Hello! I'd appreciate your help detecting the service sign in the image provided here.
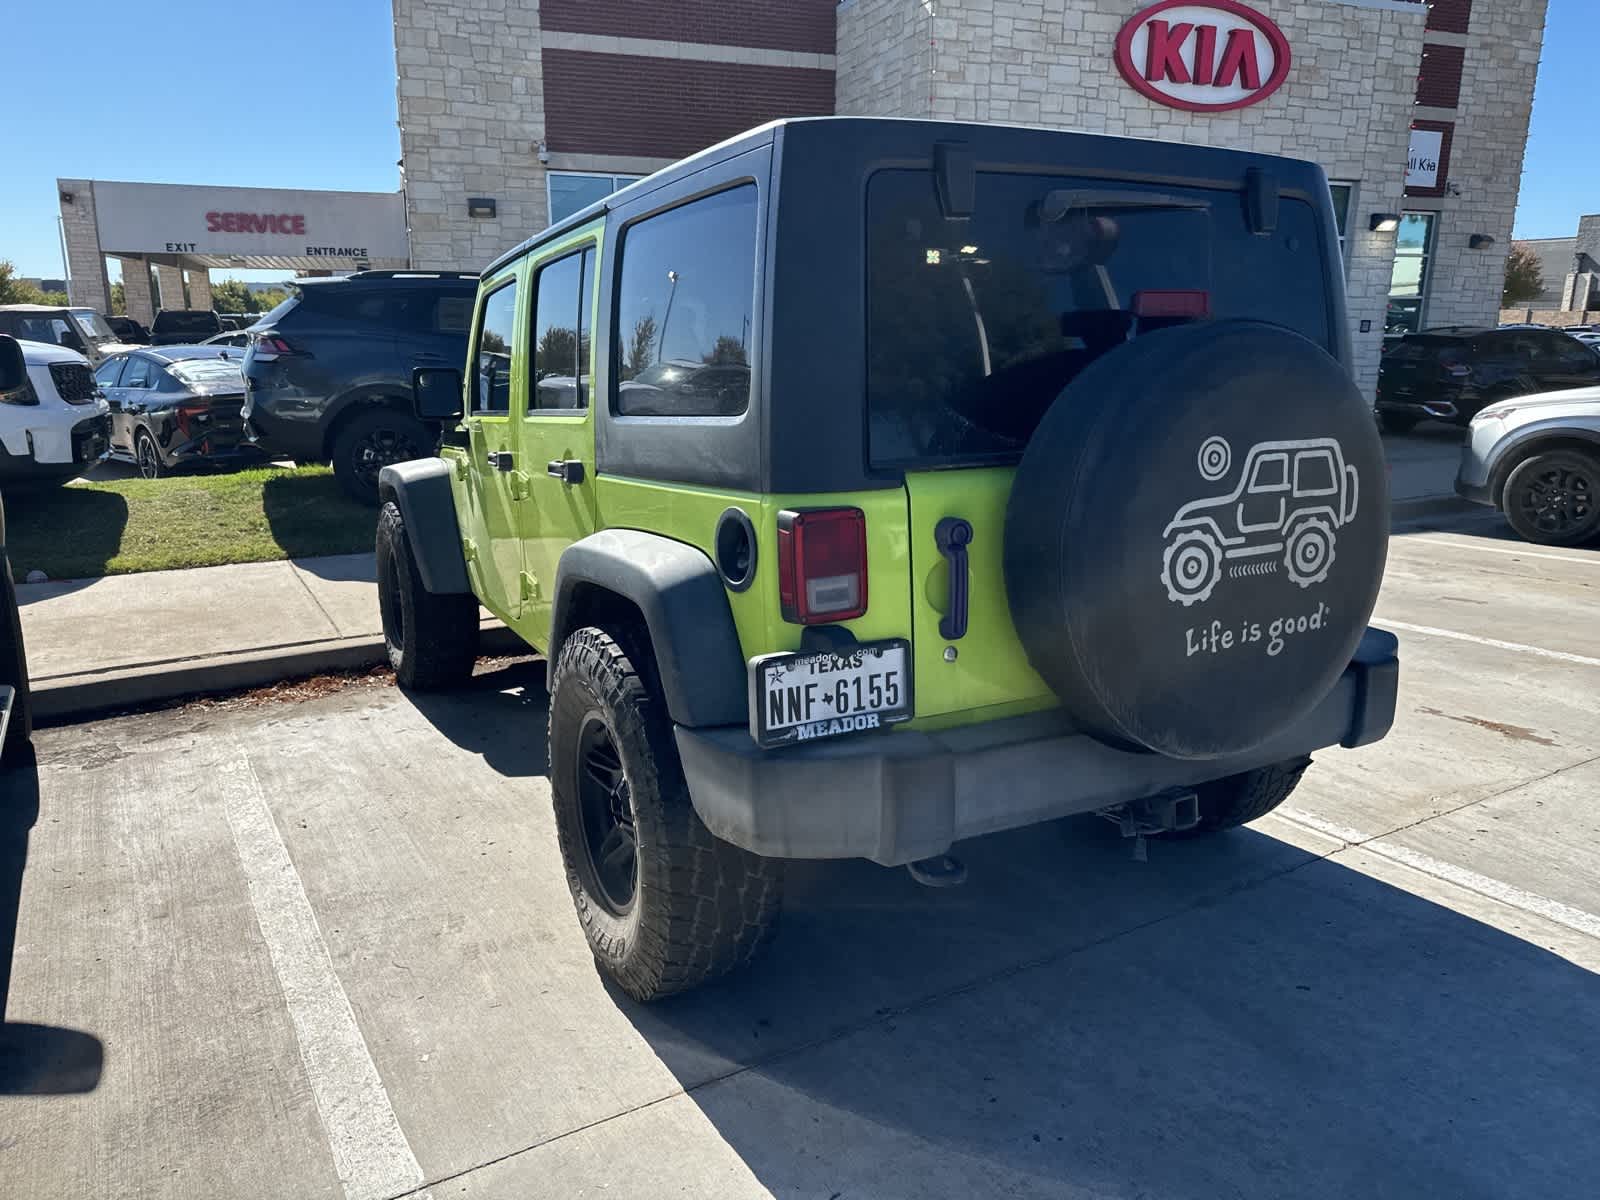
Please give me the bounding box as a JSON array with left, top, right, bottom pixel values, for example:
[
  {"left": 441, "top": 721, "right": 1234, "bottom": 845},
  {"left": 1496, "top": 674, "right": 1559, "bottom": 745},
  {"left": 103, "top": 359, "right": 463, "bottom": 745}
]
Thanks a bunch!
[
  {"left": 89, "top": 180, "right": 409, "bottom": 266},
  {"left": 1115, "top": 0, "right": 1292, "bottom": 113},
  {"left": 1406, "top": 128, "right": 1444, "bottom": 189}
]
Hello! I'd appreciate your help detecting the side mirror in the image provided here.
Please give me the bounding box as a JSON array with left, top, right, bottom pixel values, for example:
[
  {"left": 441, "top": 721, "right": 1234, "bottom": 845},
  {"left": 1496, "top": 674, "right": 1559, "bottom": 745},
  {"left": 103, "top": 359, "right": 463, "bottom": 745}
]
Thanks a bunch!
[
  {"left": 0, "top": 335, "right": 30, "bottom": 400},
  {"left": 412, "top": 366, "right": 464, "bottom": 421},
  {"left": 58, "top": 328, "right": 86, "bottom": 353}
]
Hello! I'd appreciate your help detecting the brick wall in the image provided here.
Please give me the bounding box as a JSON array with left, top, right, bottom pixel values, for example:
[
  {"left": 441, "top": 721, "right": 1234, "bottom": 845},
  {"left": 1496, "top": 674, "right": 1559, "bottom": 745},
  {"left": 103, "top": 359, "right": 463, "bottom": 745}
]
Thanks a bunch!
[
  {"left": 58, "top": 178, "right": 110, "bottom": 313},
  {"left": 542, "top": 50, "right": 833, "bottom": 160},
  {"left": 540, "top": 0, "right": 835, "bottom": 54},
  {"left": 1416, "top": 43, "right": 1465, "bottom": 109},
  {"left": 835, "top": 0, "right": 932, "bottom": 117}
]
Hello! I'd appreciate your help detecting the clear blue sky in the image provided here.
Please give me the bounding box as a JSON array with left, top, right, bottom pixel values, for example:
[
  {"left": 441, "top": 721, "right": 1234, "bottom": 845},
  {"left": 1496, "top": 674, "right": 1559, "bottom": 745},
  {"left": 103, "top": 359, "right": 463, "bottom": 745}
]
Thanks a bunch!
[{"left": 0, "top": 0, "right": 1590, "bottom": 280}]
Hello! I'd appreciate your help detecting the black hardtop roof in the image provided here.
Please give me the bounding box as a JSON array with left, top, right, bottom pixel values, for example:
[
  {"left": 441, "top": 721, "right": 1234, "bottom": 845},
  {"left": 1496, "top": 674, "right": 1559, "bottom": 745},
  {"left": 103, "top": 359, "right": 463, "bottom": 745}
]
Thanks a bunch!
[
  {"left": 292, "top": 270, "right": 477, "bottom": 291},
  {"left": 484, "top": 115, "right": 1332, "bottom": 277}
]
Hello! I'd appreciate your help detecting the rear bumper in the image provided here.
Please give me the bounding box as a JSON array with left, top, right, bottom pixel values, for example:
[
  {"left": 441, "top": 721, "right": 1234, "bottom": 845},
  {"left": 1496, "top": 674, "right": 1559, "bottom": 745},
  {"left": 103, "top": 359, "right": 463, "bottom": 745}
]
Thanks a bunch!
[
  {"left": 242, "top": 379, "right": 325, "bottom": 460},
  {"left": 677, "top": 628, "right": 1400, "bottom": 866}
]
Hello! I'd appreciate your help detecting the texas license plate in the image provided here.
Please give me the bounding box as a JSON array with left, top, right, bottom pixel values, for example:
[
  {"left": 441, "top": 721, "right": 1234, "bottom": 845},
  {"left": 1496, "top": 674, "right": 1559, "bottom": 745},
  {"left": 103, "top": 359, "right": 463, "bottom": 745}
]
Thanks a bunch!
[{"left": 750, "top": 639, "right": 912, "bottom": 748}]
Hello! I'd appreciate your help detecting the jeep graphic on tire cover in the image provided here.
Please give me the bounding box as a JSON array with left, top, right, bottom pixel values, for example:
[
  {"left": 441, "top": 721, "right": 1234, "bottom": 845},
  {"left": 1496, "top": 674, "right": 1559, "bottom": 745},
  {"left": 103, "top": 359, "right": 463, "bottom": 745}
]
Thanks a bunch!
[{"left": 1004, "top": 321, "right": 1389, "bottom": 761}]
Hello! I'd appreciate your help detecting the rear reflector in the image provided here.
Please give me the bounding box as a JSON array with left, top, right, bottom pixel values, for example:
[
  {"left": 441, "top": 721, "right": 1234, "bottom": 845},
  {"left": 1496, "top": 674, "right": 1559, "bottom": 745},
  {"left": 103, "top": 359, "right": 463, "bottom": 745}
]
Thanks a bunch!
[
  {"left": 1133, "top": 290, "right": 1211, "bottom": 319},
  {"left": 777, "top": 508, "right": 868, "bottom": 625}
]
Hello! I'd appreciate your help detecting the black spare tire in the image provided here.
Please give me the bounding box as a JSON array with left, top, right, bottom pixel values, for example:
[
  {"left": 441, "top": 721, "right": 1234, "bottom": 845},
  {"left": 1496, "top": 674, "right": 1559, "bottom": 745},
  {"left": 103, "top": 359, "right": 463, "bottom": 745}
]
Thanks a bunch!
[{"left": 1004, "top": 321, "right": 1388, "bottom": 761}]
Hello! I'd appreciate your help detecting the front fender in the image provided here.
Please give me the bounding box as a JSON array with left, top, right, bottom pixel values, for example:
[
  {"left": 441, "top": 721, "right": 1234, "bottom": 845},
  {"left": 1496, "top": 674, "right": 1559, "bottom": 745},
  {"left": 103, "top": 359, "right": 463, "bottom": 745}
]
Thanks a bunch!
[
  {"left": 552, "top": 530, "right": 746, "bottom": 729},
  {"left": 377, "top": 458, "right": 472, "bottom": 594}
]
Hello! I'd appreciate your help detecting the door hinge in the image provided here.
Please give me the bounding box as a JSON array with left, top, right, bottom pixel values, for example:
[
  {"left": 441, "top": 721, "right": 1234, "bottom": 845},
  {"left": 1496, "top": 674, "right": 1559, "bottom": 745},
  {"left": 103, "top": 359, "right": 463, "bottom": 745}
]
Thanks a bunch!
[
  {"left": 453, "top": 457, "right": 469, "bottom": 482},
  {"left": 511, "top": 469, "right": 532, "bottom": 501},
  {"left": 519, "top": 571, "right": 540, "bottom": 602},
  {"left": 462, "top": 538, "right": 478, "bottom": 562}
]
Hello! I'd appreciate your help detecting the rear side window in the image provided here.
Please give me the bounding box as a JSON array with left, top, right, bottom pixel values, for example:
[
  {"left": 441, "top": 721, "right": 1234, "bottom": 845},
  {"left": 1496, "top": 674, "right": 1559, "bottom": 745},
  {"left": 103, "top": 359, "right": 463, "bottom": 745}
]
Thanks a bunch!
[
  {"left": 94, "top": 358, "right": 126, "bottom": 386},
  {"left": 866, "top": 170, "right": 1334, "bottom": 466},
  {"left": 614, "top": 184, "right": 758, "bottom": 417},
  {"left": 122, "top": 356, "right": 155, "bottom": 389},
  {"left": 530, "top": 247, "right": 594, "bottom": 411},
  {"left": 472, "top": 281, "right": 517, "bottom": 415}
]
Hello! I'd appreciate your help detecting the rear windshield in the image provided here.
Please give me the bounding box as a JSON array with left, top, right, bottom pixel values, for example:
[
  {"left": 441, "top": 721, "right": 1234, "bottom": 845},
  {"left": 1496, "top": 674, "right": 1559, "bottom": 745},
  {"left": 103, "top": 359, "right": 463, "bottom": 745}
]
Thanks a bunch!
[
  {"left": 154, "top": 311, "right": 220, "bottom": 333},
  {"left": 168, "top": 358, "right": 245, "bottom": 386},
  {"left": 866, "top": 170, "right": 1334, "bottom": 466}
]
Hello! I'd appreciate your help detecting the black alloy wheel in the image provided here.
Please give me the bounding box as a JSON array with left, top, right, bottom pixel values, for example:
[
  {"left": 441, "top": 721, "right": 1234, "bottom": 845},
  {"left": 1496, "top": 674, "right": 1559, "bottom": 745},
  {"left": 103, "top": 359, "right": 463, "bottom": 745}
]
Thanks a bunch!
[
  {"left": 351, "top": 426, "right": 422, "bottom": 491},
  {"left": 135, "top": 431, "right": 164, "bottom": 480},
  {"left": 1505, "top": 451, "right": 1599, "bottom": 545},
  {"left": 575, "top": 716, "right": 638, "bottom": 916}
]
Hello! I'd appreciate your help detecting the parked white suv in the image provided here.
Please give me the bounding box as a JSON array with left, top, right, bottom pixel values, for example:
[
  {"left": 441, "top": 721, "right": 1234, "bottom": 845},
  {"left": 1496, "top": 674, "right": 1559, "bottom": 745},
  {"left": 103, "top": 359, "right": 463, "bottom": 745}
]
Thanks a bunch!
[
  {"left": 0, "top": 335, "right": 112, "bottom": 486},
  {"left": 1457, "top": 385, "right": 1600, "bottom": 545}
]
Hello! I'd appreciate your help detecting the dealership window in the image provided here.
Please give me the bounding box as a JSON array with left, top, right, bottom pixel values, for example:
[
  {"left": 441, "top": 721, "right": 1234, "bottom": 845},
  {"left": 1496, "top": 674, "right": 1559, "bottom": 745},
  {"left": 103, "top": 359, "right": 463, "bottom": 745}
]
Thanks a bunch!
[
  {"left": 614, "top": 184, "right": 758, "bottom": 418},
  {"left": 547, "top": 172, "right": 643, "bottom": 225},
  {"left": 1386, "top": 212, "right": 1436, "bottom": 335},
  {"left": 1329, "top": 183, "right": 1354, "bottom": 261}
]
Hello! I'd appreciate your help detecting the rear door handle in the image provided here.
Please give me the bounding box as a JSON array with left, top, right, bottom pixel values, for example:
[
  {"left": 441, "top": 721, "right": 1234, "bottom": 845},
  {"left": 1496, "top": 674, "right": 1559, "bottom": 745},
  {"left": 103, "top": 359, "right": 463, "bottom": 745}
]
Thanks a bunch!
[
  {"left": 547, "top": 459, "right": 585, "bottom": 485},
  {"left": 488, "top": 450, "right": 514, "bottom": 472},
  {"left": 935, "top": 517, "right": 973, "bottom": 641}
]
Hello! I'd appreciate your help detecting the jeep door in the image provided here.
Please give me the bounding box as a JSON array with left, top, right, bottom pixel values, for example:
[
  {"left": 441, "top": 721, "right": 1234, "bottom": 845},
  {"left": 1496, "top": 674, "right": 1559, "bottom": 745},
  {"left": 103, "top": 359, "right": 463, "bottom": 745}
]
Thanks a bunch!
[
  {"left": 515, "top": 233, "right": 599, "bottom": 646},
  {"left": 458, "top": 274, "right": 528, "bottom": 625}
]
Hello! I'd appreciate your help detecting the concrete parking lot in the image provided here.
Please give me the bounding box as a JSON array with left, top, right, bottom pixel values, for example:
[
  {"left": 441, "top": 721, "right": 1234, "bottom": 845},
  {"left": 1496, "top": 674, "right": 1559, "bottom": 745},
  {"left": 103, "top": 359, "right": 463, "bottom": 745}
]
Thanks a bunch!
[{"left": 2, "top": 504, "right": 1598, "bottom": 1200}]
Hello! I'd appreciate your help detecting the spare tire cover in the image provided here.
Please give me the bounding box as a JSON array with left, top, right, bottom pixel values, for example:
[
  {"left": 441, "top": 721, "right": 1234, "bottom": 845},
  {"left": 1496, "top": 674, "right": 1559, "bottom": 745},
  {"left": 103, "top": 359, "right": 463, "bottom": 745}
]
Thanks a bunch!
[{"left": 1004, "top": 320, "right": 1388, "bottom": 761}]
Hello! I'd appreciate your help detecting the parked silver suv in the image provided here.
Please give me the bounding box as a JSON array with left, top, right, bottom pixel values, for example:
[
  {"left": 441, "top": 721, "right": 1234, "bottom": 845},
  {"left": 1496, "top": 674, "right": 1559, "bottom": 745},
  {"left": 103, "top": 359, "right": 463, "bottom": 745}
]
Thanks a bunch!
[{"left": 1457, "top": 384, "right": 1600, "bottom": 545}]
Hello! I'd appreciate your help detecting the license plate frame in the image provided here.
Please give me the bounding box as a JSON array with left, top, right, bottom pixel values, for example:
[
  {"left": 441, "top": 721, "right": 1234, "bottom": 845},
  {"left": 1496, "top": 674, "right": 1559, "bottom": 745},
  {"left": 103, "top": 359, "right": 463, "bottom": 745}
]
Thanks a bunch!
[{"left": 749, "top": 638, "right": 913, "bottom": 749}]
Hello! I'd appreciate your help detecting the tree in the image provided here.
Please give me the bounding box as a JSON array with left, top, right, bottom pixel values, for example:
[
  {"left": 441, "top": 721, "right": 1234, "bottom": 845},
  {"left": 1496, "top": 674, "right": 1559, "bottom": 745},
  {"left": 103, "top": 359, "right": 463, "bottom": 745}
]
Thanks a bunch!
[
  {"left": 624, "top": 314, "right": 657, "bottom": 379},
  {"left": 210, "top": 278, "right": 254, "bottom": 314},
  {"left": 1503, "top": 242, "right": 1544, "bottom": 306},
  {"left": 111, "top": 281, "right": 126, "bottom": 315},
  {"left": 705, "top": 334, "right": 748, "bottom": 366},
  {"left": 0, "top": 259, "right": 59, "bottom": 306},
  {"left": 252, "top": 288, "right": 289, "bottom": 312}
]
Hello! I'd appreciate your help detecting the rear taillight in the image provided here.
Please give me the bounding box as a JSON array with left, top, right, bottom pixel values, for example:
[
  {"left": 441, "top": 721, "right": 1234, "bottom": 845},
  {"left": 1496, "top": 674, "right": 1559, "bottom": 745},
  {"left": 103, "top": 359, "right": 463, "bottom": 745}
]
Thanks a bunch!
[
  {"left": 250, "top": 333, "right": 297, "bottom": 362},
  {"left": 777, "top": 508, "right": 868, "bottom": 624},
  {"left": 1133, "top": 289, "right": 1211, "bottom": 319}
]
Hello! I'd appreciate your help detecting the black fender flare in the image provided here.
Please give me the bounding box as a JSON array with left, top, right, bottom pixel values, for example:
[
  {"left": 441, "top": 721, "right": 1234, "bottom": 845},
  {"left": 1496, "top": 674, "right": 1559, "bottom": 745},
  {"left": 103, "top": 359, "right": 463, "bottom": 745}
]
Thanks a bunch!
[
  {"left": 551, "top": 530, "right": 746, "bottom": 729},
  {"left": 377, "top": 458, "right": 471, "bottom": 595}
]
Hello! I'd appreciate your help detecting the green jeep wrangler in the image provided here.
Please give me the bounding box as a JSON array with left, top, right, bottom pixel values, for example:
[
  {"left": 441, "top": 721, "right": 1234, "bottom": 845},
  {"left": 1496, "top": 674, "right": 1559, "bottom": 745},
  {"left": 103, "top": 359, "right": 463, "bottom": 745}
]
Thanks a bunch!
[{"left": 377, "top": 118, "right": 1399, "bottom": 1002}]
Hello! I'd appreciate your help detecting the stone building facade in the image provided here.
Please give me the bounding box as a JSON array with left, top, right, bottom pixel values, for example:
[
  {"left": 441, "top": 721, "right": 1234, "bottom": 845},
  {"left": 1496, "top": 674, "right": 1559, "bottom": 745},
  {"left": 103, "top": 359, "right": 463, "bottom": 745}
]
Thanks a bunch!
[{"left": 391, "top": 0, "right": 1548, "bottom": 401}]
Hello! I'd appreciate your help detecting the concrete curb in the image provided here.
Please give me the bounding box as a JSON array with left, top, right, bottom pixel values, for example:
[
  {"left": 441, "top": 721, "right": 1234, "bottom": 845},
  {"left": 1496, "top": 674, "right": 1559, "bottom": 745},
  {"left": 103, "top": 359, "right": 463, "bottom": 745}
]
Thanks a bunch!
[{"left": 32, "top": 625, "right": 528, "bottom": 723}]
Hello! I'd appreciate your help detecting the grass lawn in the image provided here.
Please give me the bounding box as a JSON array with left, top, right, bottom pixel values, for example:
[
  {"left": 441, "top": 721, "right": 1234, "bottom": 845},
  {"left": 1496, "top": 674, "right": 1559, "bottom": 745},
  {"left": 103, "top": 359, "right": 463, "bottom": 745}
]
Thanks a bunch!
[{"left": 6, "top": 465, "right": 377, "bottom": 580}]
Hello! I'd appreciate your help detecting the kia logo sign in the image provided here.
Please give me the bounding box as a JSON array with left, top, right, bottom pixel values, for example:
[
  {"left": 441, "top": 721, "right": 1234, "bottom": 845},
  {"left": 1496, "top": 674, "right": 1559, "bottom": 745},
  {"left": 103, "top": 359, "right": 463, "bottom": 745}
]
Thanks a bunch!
[{"left": 1115, "top": 0, "right": 1291, "bottom": 113}]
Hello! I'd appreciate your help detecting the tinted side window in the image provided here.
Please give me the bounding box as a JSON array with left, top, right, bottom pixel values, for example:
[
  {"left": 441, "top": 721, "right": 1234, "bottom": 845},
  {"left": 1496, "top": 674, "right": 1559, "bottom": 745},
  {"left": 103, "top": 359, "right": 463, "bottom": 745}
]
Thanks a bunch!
[
  {"left": 530, "top": 248, "right": 595, "bottom": 411},
  {"left": 614, "top": 185, "right": 757, "bottom": 417},
  {"left": 95, "top": 357, "right": 126, "bottom": 386},
  {"left": 473, "top": 282, "right": 517, "bottom": 415},
  {"left": 123, "top": 356, "right": 155, "bottom": 388}
]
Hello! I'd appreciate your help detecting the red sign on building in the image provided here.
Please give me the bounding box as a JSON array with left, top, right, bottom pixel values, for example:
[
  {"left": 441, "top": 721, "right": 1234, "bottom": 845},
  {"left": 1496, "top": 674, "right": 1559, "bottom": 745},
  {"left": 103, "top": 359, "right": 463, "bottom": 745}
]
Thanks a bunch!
[{"left": 1114, "top": 0, "right": 1291, "bottom": 113}]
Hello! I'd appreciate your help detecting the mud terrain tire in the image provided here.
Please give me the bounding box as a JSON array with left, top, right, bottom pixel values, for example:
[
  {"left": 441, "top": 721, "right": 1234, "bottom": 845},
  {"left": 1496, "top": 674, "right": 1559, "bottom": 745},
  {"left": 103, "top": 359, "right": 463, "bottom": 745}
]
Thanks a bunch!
[{"left": 376, "top": 501, "right": 479, "bottom": 689}]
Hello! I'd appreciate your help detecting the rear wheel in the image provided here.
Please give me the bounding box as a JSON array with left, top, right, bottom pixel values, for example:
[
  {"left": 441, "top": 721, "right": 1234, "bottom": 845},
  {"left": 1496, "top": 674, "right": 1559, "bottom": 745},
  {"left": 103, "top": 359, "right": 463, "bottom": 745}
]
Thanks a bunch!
[
  {"left": 1502, "top": 450, "right": 1600, "bottom": 546},
  {"left": 135, "top": 430, "right": 165, "bottom": 480},
  {"left": 331, "top": 408, "right": 430, "bottom": 504},
  {"left": 1378, "top": 411, "right": 1420, "bottom": 435},
  {"left": 375, "top": 501, "right": 478, "bottom": 689},
  {"left": 550, "top": 625, "right": 782, "bottom": 1002},
  {"left": 1178, "top": 758, "right": 1311, "bottom": 836}
]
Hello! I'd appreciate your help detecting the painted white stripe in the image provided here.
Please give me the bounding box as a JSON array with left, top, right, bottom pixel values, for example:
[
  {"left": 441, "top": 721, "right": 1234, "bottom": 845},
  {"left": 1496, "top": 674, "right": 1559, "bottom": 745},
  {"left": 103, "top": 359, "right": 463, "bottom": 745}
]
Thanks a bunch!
[
  {"left": 219, "top": 750, "right": 429, "bottom": 1200},
  {"left": 1375, "top": 618, "right": 1600, "bottom": 669},
  {"left": 1282, "top": 811, "right": 1600, "bottom": 942},
  {"left": 1398, "top": 535, "right": 1600, "bottom": 569}
]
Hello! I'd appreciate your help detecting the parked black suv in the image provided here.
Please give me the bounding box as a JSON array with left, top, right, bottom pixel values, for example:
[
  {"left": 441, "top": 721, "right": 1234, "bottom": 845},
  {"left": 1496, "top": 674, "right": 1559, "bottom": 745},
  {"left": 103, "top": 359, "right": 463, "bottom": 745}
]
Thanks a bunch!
[
  {"left": 242, "top": 271, "right": 476, "bottom": 500},
  {"left": 1376, "top": 326, "right": 1600, "bottom": 432},
  {"left": 150, "top": 310, "right": 224, "bottom": 345}
]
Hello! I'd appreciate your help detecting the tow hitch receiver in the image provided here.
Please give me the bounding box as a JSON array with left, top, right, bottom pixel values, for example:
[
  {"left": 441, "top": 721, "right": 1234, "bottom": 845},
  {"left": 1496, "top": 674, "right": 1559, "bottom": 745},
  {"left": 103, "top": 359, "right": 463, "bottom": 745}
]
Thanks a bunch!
[{"left": 1098, "top": 789, "right": 1201, "bottom": 861}]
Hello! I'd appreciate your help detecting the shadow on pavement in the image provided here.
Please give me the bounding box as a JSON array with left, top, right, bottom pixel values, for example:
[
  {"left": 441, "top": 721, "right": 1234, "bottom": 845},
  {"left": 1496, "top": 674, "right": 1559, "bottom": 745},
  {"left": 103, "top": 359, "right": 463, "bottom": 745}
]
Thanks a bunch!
[
  {"left": 402, "top": 658, "right": 550, "bottom": 780},
  {"left": 260, "top": 472, "right": 375, "bottom": 561},
  {"left": 4, "top": 487, "right": 129, "bottom": 582},
  {"left": 613, "top": 819, "right": 1599, "bottom": 1199},
  {"left": 0, "top": 746, "right": 103, "bottom": 1096}
]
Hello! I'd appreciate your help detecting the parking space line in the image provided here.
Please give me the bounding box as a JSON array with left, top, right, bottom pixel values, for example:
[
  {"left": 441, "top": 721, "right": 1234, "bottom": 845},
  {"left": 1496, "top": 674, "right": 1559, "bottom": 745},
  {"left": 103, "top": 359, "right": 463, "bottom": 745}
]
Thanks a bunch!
[
  {"left": 1396, "top": 536, "right": 1600, "bottom": 569},
  {"left": 1283, "top": 811, "right": 1600, "bottom": 942},
  {"left": 219, "top": 749, "right": 430, "bottom": 1200},
  {"left": 1375, "top": 619, "right": 1600, "bottom": 669}
]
